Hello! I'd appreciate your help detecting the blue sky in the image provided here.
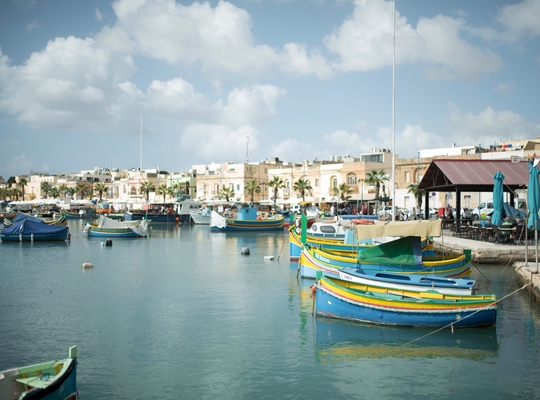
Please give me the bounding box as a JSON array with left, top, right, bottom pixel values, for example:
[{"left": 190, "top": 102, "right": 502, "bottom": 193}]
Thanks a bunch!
[{"left": 0, "top": 0, "right": 539, "bottom": 178}]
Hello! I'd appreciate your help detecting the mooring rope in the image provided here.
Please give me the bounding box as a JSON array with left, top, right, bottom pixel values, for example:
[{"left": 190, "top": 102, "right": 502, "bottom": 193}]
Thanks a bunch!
[{"left": 400, "top": 281, "right": 533, "bottom": 347}]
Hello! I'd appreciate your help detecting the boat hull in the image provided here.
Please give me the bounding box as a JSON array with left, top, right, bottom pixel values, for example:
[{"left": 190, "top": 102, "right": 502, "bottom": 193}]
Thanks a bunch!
[
  {"left": 190, "top": 212, "right": 210, "bottom": 225},
  {"left": 211, "top": 218, "right": 284, "bottom": 231},
  {"left": 315, "top": 277, "right": 497, "bottom": 328},
  {"left": 0, "top": 231, "right": 69, "bottom": 242},
  {"left": 124, "top": 212, "right": 187, "bottom": 223}
]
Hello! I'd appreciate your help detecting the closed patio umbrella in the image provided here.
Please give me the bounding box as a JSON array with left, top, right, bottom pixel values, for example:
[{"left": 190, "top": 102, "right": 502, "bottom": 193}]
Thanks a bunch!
[
  {"left": 491, "top": 171, "right": 505, "bottom": 226},
  {"left": 527, "top": 165, "right": 540, "bottom": 230}
]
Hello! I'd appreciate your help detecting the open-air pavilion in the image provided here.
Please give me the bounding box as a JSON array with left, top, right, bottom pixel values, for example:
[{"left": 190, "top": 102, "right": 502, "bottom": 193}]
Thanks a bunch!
[{"left": 418, "top": 159, "right": 530, "bottom": 222}]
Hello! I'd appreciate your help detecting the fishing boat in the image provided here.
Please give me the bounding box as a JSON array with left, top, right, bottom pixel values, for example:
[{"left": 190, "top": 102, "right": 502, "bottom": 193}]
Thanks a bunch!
[
  {"left": 210, "top": 204, "right": 284, "bottom": 232},
  {"left": 337, "top": 267, "right": 475, "bottom": 295},
  {"left": 3, "top": 212, "right": 67, "bottom": 227},
  {"left": 1, "top": 218, "right": 70, "bottom": 242},
  {"left": 314, "top": 275, "right": 497, "bottom": 328},
  {"left": 0, "top": 345, "right": 77, "bottom": 400},
  {"left": 299, "top": 236, "right": 471, "bottom": 279},
  {"left": 84, "top": 215, "right": 149, "bottom": 238},
  {"left": 125, "top": 195, "right": 201, "bottom": 224},
  {"left": 190, "top": 208, "right": 211, "bottom": 225}
]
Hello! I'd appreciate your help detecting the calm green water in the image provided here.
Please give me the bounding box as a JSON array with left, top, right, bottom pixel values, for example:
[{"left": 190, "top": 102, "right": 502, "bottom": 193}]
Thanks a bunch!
[{"left": 1, "top": 220, "right": 539, "bottom": 399}]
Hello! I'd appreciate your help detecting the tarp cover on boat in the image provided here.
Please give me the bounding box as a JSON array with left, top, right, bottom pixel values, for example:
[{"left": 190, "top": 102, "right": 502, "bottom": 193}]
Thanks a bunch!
[
  {"left": 210, "top": 211, "right": 227, "bottom": 228},
  {"left": 1, "top": 218, "right": 67, "bottom": 235},
  {"left": 354, "top": 219, "right": 442, "bottom": 241},
  {"left": 12, "top": 212, "right": 46, "bottom": 224},
  {"left": 357, "top": 236, "right": 423, "bottom": 267}
]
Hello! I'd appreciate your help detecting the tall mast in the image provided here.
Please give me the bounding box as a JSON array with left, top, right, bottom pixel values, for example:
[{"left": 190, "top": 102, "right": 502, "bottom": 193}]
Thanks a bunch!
[
  {"left": 140, "top": 115, "right": 143, "bottom": 170},
  {"left": 391, "top": 0, "right": 396, "bottom": 221},
  {"left": 246, "top": 136, "right": 249, "bottom": 163}
]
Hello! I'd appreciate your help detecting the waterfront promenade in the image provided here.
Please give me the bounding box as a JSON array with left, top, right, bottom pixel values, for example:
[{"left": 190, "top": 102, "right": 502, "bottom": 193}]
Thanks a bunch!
[{"left": 433, "top": 229, "right": 540, "bottom": 301}]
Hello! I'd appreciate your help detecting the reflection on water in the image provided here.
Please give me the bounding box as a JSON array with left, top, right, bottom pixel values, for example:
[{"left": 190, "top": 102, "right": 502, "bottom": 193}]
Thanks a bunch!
[{"left": 314, "top": 318, "right": 498, "bottom": 362}]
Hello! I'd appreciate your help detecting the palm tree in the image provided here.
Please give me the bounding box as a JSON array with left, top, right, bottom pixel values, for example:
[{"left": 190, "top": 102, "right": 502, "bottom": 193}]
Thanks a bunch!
[
  {"left": 365, "top": 169, "right": 388, "bottom": 199},
  {"left": 140, "top": 181, "right": 156, "bottom": 202},
  {"left": 157, "top": 184, "right": 168, "bottom": 202},
  {"left": 18, "top": 177, "right": 27, "bottom": 201},
  {"left": 58, "top": 184, "right": 68, "bottom": 198},
  {"left": 268, "top": 176, "right": 285, "bottom": 206},
  {"left": 66, "top": 187, "right": 76, "bottom": 198},
  {"left": 40, "top": 182, "right": 52, "bottom": 198},
  {"left": 219, "top": 187, "right": 235, "bottom": 202},
  {"left": 335, "top": 183, "right": 353, "bottom": 201},
  {"left": 94, "top": 182, "right": 108, "bottom": 201},
  {"left": 407, "top": 182, "right": 424, "bottom": 210},
  {"left": 293, "top": 178, "right": 312, "bottom": 202},
  {"left": 245, "top": 180, "right": 260, "bottom": 202},
  {"left": 167, "top": 186, "right": 176, "bottom": 200},
  {"left": 49, "top": 187, "right": 60, "bottom": 199},
  {"left": 77, "top": 183, "right": 93, "bottom": 200}
]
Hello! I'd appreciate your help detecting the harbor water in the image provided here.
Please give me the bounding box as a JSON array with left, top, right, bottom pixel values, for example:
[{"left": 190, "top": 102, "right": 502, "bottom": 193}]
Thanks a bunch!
[{"left": 1, "top": 220, "right": 539, "bottom": 399}]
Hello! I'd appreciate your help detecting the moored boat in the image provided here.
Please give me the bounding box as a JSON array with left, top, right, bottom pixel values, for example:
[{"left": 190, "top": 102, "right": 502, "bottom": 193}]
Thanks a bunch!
[
  {"left": 84, "top": 215, "right": 149, "bottom": 238},
  {"left": 210, "top": 204, "right": 284, "bottom": 232},
  {"left": 0, "top": 345, "right": 77, "bottom": 400},
  {"left": 315, "top": 275, "right": 497, "bottom": 328},
  {"left": 337, "top": 267, "right": 475, "bottom": 295},
  {"left": 1, "top": 218, "right": 70, "bottom": 242}
]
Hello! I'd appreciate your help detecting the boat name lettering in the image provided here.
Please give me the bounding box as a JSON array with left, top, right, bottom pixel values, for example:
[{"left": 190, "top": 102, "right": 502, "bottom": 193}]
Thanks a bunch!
[{"left": 314, "top": 254, "right": 330, "bottom": 262}]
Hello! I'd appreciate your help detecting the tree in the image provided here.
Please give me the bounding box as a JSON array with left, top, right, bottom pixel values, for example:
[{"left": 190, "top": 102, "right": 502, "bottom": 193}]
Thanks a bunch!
[
  {"left": 66, "top": 187, "right": 76, "bottom": 198},
  {"left": 245, "top": 180, "right": 260, "bottom": 203},
  {"left": 139, "top": 181, "right": 156, "bottom": 202},
  {"left": 49, "top": 187, "right": 60, "bottom": 199},
  {"left": 336, "top": 183, "right": 353, "bottom": 201},
  {"left": 365, "top": 169, "right": 388, "bottom": 199},
  {"left": 18, "top": 177, "right": 27, "bottom": 201},
  {"left": 157, "top": 184, "right": 168, "bottom": 202},
  {"left": 219, "top": 187, "right": 235, "bottom": 202},
  {"left": 166, "top": 186, "right": 176, "bottom": 201},
  {"left": 407, "top": 182, "right": 424, "bottom": 210},
  {"left": 94, "top": 182, "right": 108, "bottom": 201},
  {"left": 77, "top": 183, "right": 93, "bottom": 200},
  {"left": 58, "top": 184, "right": 68, "bottom": 198},
  {"left": 40, "top": 182, "right": 52, "bottom": 198},
  {"left": 268, "top": 176, "right": 285, "bottom": 206},
  {"left": 7, "top": 176, "right": 16, "bottom": 187},
  {"left": 293, "top": 178, "right": 312, "bottom": 202}
]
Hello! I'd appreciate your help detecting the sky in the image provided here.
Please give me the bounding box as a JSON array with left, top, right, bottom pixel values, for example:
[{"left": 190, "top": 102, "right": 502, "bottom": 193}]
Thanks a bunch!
[{"left": 0, "top": 0, "right": 539, "bottom": 179}]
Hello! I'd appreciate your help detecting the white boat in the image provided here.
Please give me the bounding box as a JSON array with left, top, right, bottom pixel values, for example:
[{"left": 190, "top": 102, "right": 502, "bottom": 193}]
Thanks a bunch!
[{"left": 190, "top": 209, "right": 211, "bottom": 225}]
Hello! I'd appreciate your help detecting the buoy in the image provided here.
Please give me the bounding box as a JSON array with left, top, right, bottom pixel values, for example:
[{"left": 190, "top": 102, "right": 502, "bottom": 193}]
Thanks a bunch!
[
  {"left": 176, "top": 217, "right": 180, "bottom": 222},
  {"left": 264, "top": 256, "right": 274, "bottom": 260},
  {"left": 241, "top": 247, "right": 250, "bottom": 255},
  {"left": 105, "top": 239, "right": 112, "bottom": 247},
  {"left": 82, "top": 263, "right": 93, "bottom": 269}
]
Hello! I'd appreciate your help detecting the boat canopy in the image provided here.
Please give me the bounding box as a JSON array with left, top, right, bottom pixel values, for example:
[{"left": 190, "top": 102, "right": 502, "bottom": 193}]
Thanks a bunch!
[
  {"left": 357, "top": 236, "right": 423, "bottom": 267},
  {"left": 1, "top": 218, "right": 67, "bottom": 235},
  {"left": 353, "top": 219, "right": 442, "bottom": 241}
]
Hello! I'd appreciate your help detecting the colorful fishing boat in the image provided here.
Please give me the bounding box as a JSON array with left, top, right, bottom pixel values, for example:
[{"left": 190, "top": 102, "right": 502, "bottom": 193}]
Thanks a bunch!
[
  {"left": 315, "top": 275, "right": 497, "bottom": 328},
  {"left": 1, "top": 218, "right": 70, "bottom": 242},
  {"left": 299, "top": 236, "right": 471, "bottom": 279},
  {"left": 0, "top": 345, "right": 77, "bottom": 400},
  {"left": 84, "top": 215, "right": 149, "bottom": 238},
  {"left": 337, "top": 267, "right": 475, "bottom": 295},
  {"left": 210, "top": 204, "right": 284, "bottom": 232}
]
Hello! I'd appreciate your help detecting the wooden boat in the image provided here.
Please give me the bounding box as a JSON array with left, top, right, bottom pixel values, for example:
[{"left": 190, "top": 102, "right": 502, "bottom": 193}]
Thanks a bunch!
[
  {"left": 4, "top": 212, "right": 67, "bottom": 227},
  {"left": 190, "top": 209, "right": 211, "bottom": 225},
  {"left": 1, "top": 218, "right": 70, "bottom": 242},
  {"left": 337, "top": 267, "right": 475, "bottom": 295},
  {"left": 299, "top": 236, "right": 471, "bottom": 279},
  {"left": 0, "top": 346, "right": 77, "bottom": 400},
  {"left": 84, "top": 215, "right": 149, "bottom": 238},
  {"left": 315, "top": 275, "right": 497, "bottom": 328},
  {"left": 125, "top": 196, "right": 200, "bottom": 224},
  {"left": 210, "top": 205, "right": 284, "bottom": 232}
]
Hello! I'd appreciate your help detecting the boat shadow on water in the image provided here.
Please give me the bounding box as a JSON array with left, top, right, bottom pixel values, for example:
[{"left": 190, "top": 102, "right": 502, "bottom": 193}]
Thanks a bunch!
[{"left": 314, "top": 316, "right": 499, "bottom": 363}]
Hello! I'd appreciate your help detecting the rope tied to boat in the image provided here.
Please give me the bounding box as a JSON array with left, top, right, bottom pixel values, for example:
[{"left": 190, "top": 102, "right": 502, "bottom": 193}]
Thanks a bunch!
[{"left": 400, "top": 281, "right": 533, "bottom": 347}]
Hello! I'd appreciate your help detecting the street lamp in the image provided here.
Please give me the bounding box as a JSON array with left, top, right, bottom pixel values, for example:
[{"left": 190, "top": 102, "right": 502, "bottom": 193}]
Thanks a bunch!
[{"left": 360, "top": 178, "right": 365, "bottom": 215}]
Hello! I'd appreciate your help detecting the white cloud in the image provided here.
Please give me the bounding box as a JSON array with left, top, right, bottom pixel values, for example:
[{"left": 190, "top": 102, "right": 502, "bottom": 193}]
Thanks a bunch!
[
  {"left": 180, "top": 124, "right": 259, "bottom": 162},
  {"left": 221, "top": 85, "right": 286, "bottom": 125},
  {"left": 445, "top": 103, "right": 540, "bottom": 146},
  {"left": 95, "top": 8, "right": 104, "bottom": 22},
  {"left": 26, "top": 21, "right": 41, "bottom": 33},
  {"left": 497, "top": 0, "right": 540, "bottom": 39},
  {"left": 494, "top": 83, "right": 514, "bottom": 94},
  {"left": 324, "top": 0, "right": 501, "bottom": 80}
]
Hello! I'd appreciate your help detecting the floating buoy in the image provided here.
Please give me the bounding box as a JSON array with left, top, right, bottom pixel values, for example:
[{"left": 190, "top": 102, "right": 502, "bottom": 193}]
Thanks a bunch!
[
  {"left": 105, "top": 239, "right": 112, "bottom": 247},
  {"left": 176, "top": 217, "right": 180, "bottom": 222},
  {"left": 241, "top": 247, "right": 250, "bottom": 255},
  {"left": 82, "top": 262, "right": 93, "bottom": 269},
  {"left": 264, "top": 255, "right": 274, "bottom": 260}
]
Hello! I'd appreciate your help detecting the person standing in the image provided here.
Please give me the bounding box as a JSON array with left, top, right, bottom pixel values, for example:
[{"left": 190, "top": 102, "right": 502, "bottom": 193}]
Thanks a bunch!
[{"left": 330, "top": 204, "right": 335, "bottom": 218}]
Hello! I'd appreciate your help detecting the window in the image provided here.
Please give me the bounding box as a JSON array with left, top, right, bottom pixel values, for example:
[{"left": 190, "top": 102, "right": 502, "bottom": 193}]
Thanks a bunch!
[
  {"left": 405, "top": 171, "right": 410, "bottom": 183},
  {"left": 347, "top": 174, "right": 357, "bottom": 185},
  {"left": 315, "top": 179, "right": 319, "bottom": 187},
  {"left": 332, "top": 178, "right": 337, "bottom": 188}
]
